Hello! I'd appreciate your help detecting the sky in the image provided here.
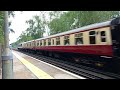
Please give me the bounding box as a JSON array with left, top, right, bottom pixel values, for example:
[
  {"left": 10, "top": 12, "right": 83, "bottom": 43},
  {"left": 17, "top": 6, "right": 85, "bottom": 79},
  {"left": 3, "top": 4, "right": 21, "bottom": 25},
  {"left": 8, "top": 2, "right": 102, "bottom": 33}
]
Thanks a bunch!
[
  {"left": 9, "top": 11, "right": 67, "bottom": 44},
  {"left": 9, "top": 11, "right": 43, "bottom": 44}
]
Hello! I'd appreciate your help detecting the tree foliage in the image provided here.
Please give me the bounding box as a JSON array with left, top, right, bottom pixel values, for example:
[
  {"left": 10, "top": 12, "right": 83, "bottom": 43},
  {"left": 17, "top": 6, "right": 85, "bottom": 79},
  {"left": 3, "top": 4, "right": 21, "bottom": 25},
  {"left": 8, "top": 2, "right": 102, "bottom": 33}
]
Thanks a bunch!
[
  {"left": 48, "top": 11, "right": 120, "bottom": 35},
  {"left": 0, "top": 11, "right": 15, "bottom": 44},
  {"left": 17, "top": 13, "right": 46, "bottom": 43},
  {"left": 0, "top": 11, "right": 4, "bottom": 44}
]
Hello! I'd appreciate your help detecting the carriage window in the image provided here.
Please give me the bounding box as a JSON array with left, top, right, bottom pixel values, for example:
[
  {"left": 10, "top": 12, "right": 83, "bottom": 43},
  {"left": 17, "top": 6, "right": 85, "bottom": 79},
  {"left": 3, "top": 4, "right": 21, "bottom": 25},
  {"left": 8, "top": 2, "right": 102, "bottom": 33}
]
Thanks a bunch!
[
  {"left": 101, "top": 31, "right": 106, "bottom": 42},
  {"left": 44, "top": 40, "right": 46, "bottom": 46},
  {"left": 75, "top": 33, "right": 83, "bottom": 45},
  {"left": 40, "top": 41, "right": 42, "bottom": 46},
  {"left": 37, "top": 42, "right": 39, "bottom": 46},
  {"left": 48, "top": 39, "right": 51, "bottom": 45},
  {"left": 52, "top": 39, "right": 54, "bottom": 45},
  {"left": 56, "top": 37, "right": 60, "bottom": 45},
  {"left": 89, "top": 31, "right": 96, "bottom": 44},
  {"left": 37, "top": 41, "right": 39, "bottom": 46},
  {"left": 64, "top": 35, "right": 69, "bottom": 45}
]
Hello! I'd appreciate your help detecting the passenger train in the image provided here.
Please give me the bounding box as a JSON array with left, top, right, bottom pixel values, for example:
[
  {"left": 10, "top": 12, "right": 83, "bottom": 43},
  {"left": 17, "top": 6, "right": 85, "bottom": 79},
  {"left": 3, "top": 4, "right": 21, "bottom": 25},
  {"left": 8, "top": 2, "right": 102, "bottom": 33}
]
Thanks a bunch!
[{"left": 18, "top": 17, "right": 120, "bottom": 67}]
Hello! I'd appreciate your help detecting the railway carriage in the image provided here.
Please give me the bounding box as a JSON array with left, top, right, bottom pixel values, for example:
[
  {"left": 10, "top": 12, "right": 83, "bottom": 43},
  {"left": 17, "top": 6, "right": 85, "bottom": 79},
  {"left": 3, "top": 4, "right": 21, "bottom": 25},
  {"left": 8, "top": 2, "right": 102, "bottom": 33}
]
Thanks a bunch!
[{"left": 18, "top": 17, "right": 120, "bottom": 67}]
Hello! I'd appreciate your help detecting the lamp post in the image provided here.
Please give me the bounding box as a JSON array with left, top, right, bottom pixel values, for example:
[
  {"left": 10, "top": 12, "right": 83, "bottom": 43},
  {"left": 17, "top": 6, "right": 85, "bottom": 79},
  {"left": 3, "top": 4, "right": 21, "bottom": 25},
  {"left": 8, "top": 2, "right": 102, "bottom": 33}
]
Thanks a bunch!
[{"left": 1, "top": 11, "right": 13, "bottom": 79}]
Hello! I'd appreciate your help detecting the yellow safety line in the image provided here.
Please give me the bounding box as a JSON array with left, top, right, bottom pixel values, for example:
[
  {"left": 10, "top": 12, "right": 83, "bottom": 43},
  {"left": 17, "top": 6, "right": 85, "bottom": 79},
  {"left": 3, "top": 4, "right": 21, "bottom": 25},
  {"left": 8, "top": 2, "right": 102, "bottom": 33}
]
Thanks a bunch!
[{"left": 13, "top": 52, "right": 54, "bottom": 79}]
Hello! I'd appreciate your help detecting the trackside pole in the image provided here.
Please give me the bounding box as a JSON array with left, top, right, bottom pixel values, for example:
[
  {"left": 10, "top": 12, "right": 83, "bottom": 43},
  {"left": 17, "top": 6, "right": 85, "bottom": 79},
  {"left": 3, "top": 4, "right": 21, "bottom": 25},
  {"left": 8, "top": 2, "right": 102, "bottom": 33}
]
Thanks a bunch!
[{"left": 1, "top": 11, "right": 13, "bottom": 79}]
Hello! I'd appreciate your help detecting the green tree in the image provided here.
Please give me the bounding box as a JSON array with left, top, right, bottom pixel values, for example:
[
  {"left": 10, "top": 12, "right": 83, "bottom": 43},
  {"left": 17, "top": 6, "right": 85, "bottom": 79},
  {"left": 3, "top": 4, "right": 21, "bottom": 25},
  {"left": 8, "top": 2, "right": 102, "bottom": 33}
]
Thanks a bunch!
[
  {"left": 0, "top": 11, "right": 4, "bottom": 43},
  {"left": 33, "top": 15, "right": 45, "bottom": 38},
  {"left": 0, "top": 11, "right": 15, "bottom": 44},
  {"left": 48, "top": 11, "right": 120, "bottom": 35},
  {"left": 17, "top": 13, "right": 47, "bottom": 44}
]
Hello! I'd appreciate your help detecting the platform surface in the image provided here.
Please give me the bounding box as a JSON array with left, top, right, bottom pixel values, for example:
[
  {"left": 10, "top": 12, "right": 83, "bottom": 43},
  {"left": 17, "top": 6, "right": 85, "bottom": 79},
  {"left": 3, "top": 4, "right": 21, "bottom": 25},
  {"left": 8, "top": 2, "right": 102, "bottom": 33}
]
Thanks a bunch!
[{"left": 0, "top": 50, "right": 85, "bottom": 79}]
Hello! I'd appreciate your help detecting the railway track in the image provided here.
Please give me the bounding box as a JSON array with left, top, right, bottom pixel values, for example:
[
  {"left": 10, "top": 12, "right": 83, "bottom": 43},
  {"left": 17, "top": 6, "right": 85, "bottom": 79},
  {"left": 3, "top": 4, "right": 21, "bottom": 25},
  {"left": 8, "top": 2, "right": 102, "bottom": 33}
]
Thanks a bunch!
[{"left": 18, "top": 50, "right": 120, "bottom": 79}]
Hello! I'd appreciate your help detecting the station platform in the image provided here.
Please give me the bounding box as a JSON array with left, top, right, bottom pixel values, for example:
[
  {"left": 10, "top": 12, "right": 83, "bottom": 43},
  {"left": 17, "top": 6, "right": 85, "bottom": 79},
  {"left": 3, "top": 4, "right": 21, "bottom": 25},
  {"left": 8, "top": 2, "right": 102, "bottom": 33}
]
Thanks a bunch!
[{"left": 0, "top": 50, "right": 85, "bottom": 79}]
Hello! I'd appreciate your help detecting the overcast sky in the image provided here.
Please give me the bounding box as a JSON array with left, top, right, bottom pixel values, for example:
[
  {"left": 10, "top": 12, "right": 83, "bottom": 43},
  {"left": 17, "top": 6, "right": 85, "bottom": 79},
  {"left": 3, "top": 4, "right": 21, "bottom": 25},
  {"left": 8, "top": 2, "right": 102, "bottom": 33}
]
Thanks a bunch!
[{"left": 9, "top": 11, "right": 43, "bottom": 44}]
